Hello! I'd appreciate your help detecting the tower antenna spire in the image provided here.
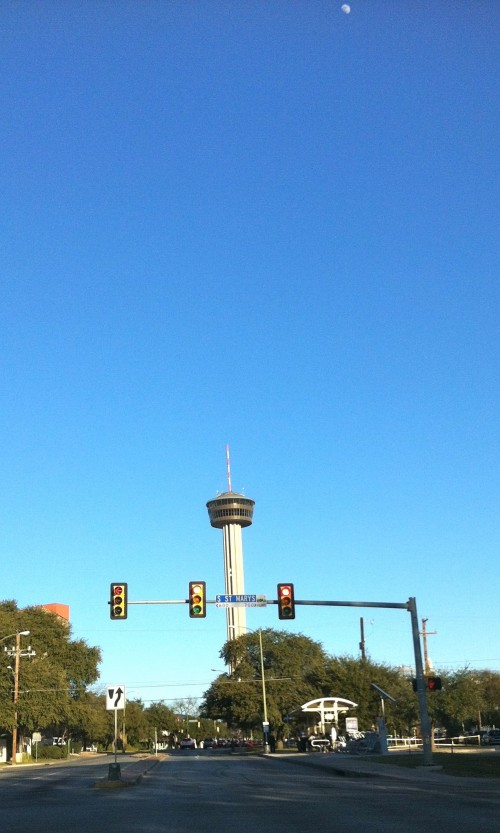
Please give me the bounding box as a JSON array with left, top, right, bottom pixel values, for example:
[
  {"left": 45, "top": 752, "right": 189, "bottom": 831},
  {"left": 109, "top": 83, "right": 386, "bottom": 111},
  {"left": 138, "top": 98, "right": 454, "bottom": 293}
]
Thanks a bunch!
[{"left": 226, "top": 444, "right": 232, "bottom": 493}]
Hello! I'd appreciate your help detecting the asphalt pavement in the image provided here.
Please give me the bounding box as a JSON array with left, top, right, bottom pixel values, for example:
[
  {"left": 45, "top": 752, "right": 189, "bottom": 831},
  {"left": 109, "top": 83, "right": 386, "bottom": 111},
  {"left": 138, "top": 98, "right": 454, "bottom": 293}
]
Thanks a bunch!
[
  {"left": 3, "top": 748, "right": 497, "bottom": 791},
  {"left": 103, "top": 748, "right": 500, "bottom": 791}
]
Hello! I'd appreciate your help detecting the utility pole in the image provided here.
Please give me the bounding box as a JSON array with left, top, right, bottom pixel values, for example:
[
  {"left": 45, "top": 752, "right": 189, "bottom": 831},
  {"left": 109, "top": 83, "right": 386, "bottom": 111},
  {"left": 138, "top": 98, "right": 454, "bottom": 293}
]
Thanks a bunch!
[
  {"left": 359, "top": 617, "right": 366, "bottom": 660},
  {"left": 4, "top": 631, "right": 35, "bottom": 764},
  {"left": 420, "top": 618, "right": 437, "bottom": 673}
]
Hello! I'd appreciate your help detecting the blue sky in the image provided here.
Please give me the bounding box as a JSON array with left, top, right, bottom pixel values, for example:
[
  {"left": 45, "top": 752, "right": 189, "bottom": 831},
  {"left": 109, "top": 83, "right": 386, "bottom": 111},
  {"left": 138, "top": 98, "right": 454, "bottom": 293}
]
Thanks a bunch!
[{"left": 1, "top": 1, "right": 499, "bottom": 708}]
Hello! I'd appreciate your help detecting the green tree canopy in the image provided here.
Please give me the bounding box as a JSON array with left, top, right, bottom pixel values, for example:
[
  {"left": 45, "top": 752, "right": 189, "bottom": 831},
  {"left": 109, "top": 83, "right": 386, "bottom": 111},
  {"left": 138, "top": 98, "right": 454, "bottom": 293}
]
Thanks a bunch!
[
  {"left": 144, "top": 701, "right": 178, "bottom": 743},
  {"left": 433, "top": 668, "right": 494, "bottom": 735},
  {"left": 0, "top": 600, "right": 101, "bottom": 739},
  {"left": 323, "top": 655, "right": 420, "bottom": 735},
  {"left": 123, "top": 699, "right": 149, "bottom": 747},
  {"left": 201, "top": 629, "right": 331, "bottom": 739}
]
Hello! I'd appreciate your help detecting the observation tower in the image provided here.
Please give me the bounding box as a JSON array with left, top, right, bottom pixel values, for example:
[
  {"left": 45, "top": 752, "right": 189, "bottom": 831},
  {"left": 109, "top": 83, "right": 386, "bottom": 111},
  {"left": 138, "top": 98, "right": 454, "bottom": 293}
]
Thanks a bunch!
[{"left": 206, "top": 447, "right": 255, "bottom": 642}]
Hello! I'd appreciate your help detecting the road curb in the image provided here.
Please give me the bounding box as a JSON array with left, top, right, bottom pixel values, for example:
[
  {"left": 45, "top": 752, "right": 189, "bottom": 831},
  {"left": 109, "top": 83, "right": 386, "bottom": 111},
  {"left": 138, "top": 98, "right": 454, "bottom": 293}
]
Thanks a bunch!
[
  {"left": 262, "top": 753, "right": 377, "bottom": 778},
  {"left": 94, "top": 755, "right": 164, "bottom": 788}
]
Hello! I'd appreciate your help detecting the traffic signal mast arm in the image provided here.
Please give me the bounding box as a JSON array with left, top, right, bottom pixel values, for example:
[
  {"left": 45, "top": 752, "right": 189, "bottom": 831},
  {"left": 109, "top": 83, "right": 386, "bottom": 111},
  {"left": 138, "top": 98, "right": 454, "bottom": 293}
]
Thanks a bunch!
[
  {"left": 121, "top": 598, "right": 411, "bottom": 608},
  {"left": 126, "top": 599, "right": 194, "bottom": 605},
  {"left": 288, "top": 599, "right": 410, "bottom": 610}
]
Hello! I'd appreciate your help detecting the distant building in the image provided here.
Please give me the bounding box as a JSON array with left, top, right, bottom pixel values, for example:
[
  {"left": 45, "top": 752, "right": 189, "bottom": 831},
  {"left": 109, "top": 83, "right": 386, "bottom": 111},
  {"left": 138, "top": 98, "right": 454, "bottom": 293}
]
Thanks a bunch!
[{"left": 41, "top": 603, "right": 70, "bottom": 623}]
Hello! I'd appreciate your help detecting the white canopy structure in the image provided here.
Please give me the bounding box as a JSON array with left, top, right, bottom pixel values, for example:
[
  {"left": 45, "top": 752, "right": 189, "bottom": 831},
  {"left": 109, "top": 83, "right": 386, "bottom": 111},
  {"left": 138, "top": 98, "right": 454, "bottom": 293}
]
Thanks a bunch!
[{"left": 301, "top": 697, "right": 358, "bottom": 733}]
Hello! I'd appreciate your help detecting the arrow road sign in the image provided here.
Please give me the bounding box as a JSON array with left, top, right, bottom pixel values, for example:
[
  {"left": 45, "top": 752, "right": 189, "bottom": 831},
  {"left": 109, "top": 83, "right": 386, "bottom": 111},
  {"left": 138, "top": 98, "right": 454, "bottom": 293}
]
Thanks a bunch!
[{"left": 106, "top": 685, "right": 126, "bottom": 710}]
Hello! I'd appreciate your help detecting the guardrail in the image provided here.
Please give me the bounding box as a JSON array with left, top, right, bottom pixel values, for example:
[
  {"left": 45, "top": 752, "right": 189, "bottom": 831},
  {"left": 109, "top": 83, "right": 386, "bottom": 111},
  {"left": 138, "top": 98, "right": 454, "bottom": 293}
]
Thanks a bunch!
[
  {"left": 386, "top": 735, "right": 482, "bottom": 753},
  {"left": 434, "top": 735, "right": 481, "bottom": 750},
  {"left": 387, "top": 737, "right": 422, "bottom": 750}
]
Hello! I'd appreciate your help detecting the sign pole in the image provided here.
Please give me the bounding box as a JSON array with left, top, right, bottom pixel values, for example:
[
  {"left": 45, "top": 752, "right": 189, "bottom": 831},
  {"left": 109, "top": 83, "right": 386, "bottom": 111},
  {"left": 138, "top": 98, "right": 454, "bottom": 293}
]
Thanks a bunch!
[
  {"left": 114, "top": 709, "right": 118, "bottom": 764},
  {"left": 106, "top": 685, "right": 126, "bottom": 781}
]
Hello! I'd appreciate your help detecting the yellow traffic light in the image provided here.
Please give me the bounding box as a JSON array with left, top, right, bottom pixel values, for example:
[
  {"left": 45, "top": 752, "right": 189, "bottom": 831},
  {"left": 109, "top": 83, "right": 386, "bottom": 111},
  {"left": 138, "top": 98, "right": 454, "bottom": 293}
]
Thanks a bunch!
[{"left": 189, "top": 581, "right": 206, "bottom": 618}]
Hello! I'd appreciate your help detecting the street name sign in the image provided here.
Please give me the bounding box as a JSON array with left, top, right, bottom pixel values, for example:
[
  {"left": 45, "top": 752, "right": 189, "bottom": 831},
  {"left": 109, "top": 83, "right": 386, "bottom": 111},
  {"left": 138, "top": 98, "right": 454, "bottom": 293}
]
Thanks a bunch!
[
  {"left": 106, "top": 685, "right": 126, "bottom": 710},
  {"left": 215, "top": 594, "right": 267, "bottom": 608}
]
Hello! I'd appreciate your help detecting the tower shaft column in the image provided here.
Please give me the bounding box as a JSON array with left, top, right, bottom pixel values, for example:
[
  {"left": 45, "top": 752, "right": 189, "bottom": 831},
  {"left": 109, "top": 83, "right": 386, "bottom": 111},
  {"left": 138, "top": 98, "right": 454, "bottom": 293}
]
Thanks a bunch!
[
  {"left": 206, "top": 488, "right": 255, "bottom": 644},
  {"left": 223, "top": 523, "right": 247, "bottom": 640}
]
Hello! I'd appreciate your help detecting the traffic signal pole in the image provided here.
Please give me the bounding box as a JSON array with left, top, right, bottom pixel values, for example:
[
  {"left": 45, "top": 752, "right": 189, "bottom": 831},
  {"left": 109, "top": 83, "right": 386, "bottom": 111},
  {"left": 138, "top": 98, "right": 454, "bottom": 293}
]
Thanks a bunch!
[{"left": 408, "top": 596, "right": 433, "bottom": 766}]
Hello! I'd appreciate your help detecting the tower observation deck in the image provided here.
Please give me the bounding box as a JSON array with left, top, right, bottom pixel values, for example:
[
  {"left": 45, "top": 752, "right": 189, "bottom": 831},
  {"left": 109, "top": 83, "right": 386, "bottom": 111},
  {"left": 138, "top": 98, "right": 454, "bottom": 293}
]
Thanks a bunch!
[
  {"left": 206, "top": 493, "right": 255, "bottom": 529},
  {"left": 206, "top": 490, "right": 255, "bottom": 641}
]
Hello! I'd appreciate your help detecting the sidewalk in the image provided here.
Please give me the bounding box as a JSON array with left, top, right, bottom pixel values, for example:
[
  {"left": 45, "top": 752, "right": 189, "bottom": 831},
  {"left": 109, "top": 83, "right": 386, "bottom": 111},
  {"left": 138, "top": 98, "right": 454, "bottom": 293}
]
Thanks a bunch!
[
  {"left": 0, "top": 751, "right": 165, "bottom": 787},
  {"left": 264, "top": 751, "right": 498, "bottom": 788}
]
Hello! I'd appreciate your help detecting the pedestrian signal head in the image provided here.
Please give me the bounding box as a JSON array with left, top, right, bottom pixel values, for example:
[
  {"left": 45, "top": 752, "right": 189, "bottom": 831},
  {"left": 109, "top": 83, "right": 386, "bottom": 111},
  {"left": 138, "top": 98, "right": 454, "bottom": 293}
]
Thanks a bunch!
[
  {"left": 189, "top": 581, "right": 206, "bottom": 618},
  {"left": 412, "top": 676, "right": 442, "bottom": 692},
  {"left": 110, "top": 583, "right": 128, "bottom": 620},
  {"left": 277, "top": 583, "right": 295, "bottom": 620}
]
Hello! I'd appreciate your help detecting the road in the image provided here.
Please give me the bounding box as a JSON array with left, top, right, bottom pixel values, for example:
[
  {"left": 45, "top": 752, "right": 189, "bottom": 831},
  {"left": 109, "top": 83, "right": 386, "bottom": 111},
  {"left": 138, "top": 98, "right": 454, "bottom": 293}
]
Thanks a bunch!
[{"left": 1, "top": 750, "right": 499, "bottom": 833}]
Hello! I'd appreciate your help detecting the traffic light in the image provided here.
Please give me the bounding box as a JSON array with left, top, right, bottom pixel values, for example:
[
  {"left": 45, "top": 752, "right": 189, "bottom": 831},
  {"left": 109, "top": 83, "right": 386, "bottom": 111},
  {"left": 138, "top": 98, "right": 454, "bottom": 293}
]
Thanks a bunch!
[
  {"left": 412, "top": 676, "right": 442, "bottom": 691},
  {"left": 188, "top": 581, "right": 206, "bottom": 618},
  {"left": 277, "top": 583, "right": 295, "bottom": 620},
  {"left": 110, "top": 583, "right": 128, "bottom": 620}
]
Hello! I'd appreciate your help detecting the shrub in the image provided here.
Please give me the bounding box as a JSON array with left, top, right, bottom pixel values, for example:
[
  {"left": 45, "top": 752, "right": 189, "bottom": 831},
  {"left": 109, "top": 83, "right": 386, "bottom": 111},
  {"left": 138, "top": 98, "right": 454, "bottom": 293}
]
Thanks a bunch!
[{"left": 36, "top": 745, "right": 67, "bottom": 760}]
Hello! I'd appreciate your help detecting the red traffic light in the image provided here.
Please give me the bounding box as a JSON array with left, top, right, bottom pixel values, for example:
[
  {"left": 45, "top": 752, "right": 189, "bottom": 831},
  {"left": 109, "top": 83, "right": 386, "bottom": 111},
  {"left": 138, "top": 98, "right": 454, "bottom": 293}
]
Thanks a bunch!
[
  {"left": 110, "top": 583, "right": 128, "bottom": 620},
  {"left": 412, "top": 676, "right": 442, "bottom": 692},
  {"left": 277, "top": 583, "right": 295, "bottom": 620}
]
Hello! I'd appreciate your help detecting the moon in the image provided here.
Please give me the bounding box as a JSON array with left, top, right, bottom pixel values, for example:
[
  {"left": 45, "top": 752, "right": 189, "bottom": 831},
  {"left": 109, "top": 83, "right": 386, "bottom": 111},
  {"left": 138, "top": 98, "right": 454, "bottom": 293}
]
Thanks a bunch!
[{"left": 341, "top": 3, "right": 351, "bottom": 13}]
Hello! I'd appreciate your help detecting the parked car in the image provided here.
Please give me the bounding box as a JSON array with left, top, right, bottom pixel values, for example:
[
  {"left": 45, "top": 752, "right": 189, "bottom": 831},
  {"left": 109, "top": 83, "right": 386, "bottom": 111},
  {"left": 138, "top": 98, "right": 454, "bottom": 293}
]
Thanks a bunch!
[
  {"left": 179, "top": 737, "right": 197, "bottom": 749},
  {"left": 41, "top": 737, "right": 65, "bottom": 747},
  {"left": 482, "top": 730, "right": 500, "bottom": 745},
  {"left": 203, "top": 738, "right": 217, "bottom": 748}
]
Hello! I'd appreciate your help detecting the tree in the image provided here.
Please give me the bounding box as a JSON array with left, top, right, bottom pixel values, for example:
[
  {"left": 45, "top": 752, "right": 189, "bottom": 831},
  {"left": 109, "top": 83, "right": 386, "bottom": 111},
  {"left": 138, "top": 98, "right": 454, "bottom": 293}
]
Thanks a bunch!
[
  {"left": 477, "top": 670, "right": 500, "bottom": 728},
  {"left": 201, "top": 629, "right": 331, "bottom": 741},
  {"left": 66, "top": 691, "right": 110, "bottom": 749},
  {"left": 144, "top": 701, "right": 177, "bottom": 745},
  {"left": 323, "top": 655, "right": 419, "bottom": 735},
  {"left": 122, "top": 699, "right": 149, "bottom": 748},
  {"left": 171, "top": 697, "right": 201, "bottom": 740},
  {"left": 435, "top": 669, "right": 487, "bottom": 735},
  {"left": 0, "top": 600, "right": 101, "bottom": 750}
]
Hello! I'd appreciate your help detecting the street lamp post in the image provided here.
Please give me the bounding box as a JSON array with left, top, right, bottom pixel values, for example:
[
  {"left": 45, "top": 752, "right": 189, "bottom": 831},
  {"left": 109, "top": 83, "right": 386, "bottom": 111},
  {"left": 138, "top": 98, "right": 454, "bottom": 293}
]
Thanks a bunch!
[
  {"left": 230, "top": 625, "right": 270, "bottom": 753},
  {"left": 257, "top": 629, "right": 270, "bottom": 753},
  {"left": 2, "top": 630, "right": 34, "bottom": 764}
]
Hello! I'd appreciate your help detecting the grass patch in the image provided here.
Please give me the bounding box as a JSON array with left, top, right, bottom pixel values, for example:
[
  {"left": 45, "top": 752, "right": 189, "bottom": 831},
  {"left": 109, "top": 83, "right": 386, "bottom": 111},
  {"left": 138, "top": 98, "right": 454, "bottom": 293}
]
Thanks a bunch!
[{"left": 370, "top": 752, "right": 500, "bottom": 778}]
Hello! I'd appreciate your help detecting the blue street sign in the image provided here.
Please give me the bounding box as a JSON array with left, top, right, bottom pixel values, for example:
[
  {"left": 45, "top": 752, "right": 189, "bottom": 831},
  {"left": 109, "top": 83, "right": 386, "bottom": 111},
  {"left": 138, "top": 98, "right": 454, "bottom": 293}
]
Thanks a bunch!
[{"left": 215, "top": 594, "right": 267, "bottom": 608}]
